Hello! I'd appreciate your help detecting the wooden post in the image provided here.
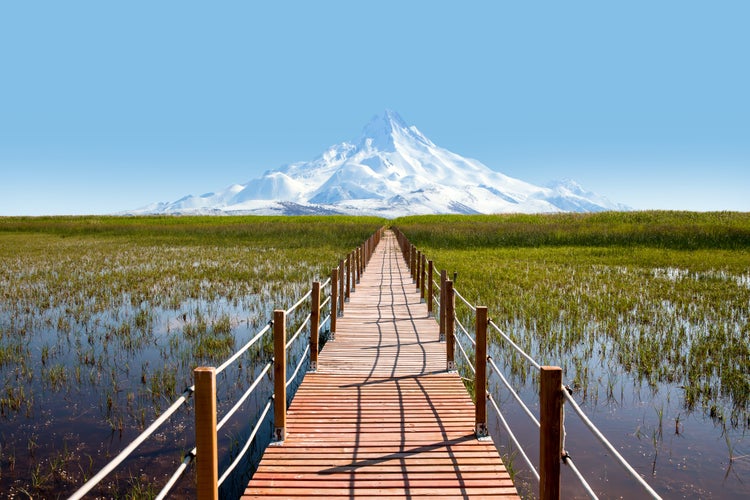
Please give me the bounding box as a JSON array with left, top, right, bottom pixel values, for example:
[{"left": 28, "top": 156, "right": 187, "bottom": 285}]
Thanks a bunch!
[
  {"left": 475, "top": 306, "right": 488, "bottom": 438},
  {"left": 540, "top": 366, "right": 563, "bottom": 500},
  {"left": 411, "top": 245, "right": 417, "bottom": 282},
  {"left": 345, "top": 254, "right": 351, "bottom": 301},
  {"left": 407, "top": 244, "right": 412, "bottom": 275},
  {"left": 194, "top": 367, "right": 218, "bottom": 500},
  {"left": 445, "top": 279, "right": 455, "bottom": 371},
  {"left": 339, "top": 259, "right": 345, "bottom": 313},
  {"left": 420, "top": 254, "right": 427, "bottom": 301},
  {"left": 439, "top": 270, "right": 447, "bottom": 341},
  {"left": 273, "top": 310, "right": 286, "bottom": 442},
  {"left": 309, "top": 282, "right": 321, "bottom": 372},
  {"left": 330, "top": 268, "right": 338, "bottom": 339},
  {"left": 414, "top": 250, "right": 422, "bottom": 290},
  {"left": 357, "top": 246, "right": 362, "bottom": 282},
  {"left": 353, "top": 248, "right": 358, "bottom": 286},
  {"left": 427, "top": 260, "right": 434, "bottom": 316}
]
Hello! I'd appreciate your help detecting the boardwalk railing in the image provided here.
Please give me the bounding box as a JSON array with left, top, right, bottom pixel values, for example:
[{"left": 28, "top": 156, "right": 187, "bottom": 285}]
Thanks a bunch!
[
  {"left": 70, "top": 228, "right": 384, "bottom": 499},
  {"left": 392, "top": 227, "right": 662, "bottom": 500}
]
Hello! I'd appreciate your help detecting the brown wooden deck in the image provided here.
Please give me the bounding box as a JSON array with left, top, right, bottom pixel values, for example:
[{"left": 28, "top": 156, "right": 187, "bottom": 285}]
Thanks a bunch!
[{"left": 242, "top": 231, "right": 519, "bottom": 499}]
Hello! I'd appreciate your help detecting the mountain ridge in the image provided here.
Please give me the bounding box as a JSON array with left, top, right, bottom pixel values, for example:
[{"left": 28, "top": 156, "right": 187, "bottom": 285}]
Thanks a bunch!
[{"left": 131, "top": 111, "right": 628, "bottom": 217}]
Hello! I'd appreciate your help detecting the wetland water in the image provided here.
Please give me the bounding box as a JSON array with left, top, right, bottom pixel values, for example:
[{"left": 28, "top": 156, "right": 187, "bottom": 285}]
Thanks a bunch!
[
  {"left": 0, "top": 293, "right": 316, "bottom": 498},
  {"left": 450, "top": 263, "right": 750, "bottom": 499}
]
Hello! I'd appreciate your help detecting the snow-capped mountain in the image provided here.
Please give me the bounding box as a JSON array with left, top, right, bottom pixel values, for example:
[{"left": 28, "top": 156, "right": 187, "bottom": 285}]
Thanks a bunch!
[{"left": 132, "top": 110, "right": 628, "bottom": 217}]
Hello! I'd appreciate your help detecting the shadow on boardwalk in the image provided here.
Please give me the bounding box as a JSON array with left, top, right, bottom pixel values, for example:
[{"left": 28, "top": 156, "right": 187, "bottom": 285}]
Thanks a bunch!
[{"left": 242, "top": 231, "right": 519, "bottom": 499}]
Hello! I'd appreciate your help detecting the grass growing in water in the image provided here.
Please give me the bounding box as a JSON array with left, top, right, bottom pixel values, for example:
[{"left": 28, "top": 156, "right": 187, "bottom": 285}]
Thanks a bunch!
[
  {"left": 396, "top": 212, "right": 750, "bottom": 496},
  {"left": 395, "top": 211, "right": 750, "bottom": 425},
  {"left": 0, "top": 215, "right": 384, "bottom": 497}
]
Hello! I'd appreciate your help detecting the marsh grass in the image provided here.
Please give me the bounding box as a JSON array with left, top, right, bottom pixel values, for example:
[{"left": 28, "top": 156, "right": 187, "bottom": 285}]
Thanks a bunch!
[
  {"left": 0, "top": 215, "right": 384, "bottom": 497},
  {"left": 396, "top": 212, "right": 750, "bottom": 425},
  {"left": 395, "top": 211, "right": 750, "bottom": 496}
]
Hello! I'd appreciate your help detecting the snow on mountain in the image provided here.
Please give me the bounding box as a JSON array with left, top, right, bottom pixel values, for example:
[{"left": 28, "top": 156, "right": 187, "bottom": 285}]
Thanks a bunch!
[{"left": 130, "top": 110, "right": 627, "bottom": 217}]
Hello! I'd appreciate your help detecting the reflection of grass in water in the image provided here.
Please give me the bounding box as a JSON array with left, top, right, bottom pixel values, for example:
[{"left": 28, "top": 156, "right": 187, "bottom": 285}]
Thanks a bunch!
[
  {"left": 395, "top": 211, "right": 750, "bottom": 426},
  {"left": 0, "top": 215, "right": 384, "bottom": 496}
]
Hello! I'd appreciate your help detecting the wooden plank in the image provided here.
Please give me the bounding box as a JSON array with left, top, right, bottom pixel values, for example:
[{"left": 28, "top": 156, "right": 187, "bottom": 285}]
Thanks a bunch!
[{"left": 243, "top": 231, "right": 519, "bottom": 499}]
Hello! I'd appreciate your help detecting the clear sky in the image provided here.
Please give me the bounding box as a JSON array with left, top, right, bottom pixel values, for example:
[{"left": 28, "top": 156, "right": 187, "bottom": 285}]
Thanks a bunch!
[{"left": 1, "top": 1, "right": 748, "bottom": 215}]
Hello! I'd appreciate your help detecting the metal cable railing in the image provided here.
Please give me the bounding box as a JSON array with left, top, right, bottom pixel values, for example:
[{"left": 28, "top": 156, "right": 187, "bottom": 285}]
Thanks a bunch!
[
  {"left": 454, "top": 288, "right": 476, "bottom": 312},
  {"left": 155, "top": 448, "right": 195, "bottom": 500},
  {"left": 217, "top": 398, "right": 273, "bottom": 487},
  {"left": 216, "top": 322, "right": 272, "bottom": 375},
  {"left": 455, "top": 316, "right": 476, "bottom": 346},
  {"left": 286, "top": 345, "right": 310, "bottom": 389},
  {"left": 217, "top": 362, "right": 272, "bottom": 432},
  {"left": 453, "top": 331, "right": 475, "bottom": 374},
  {"left": 562, "top": 389, "right": 662, "bottom": 499},
  {"left": 285, "top": 313, "right": 311, "bottom": 350},
  {"left": 285, "top": 289, "right": 312, "bottom": 315},
  {"left": 488, "top": 392, "right": 540, "bottom": 482},
  {"left": 69, "top": 386, "right": 195, "bottom": 499},
  {"left": 562, "top": 451, "right": 599, "bottom": 499},
  {"left": 488, "top": 357, "right": 540, "bottom": 428},
  {"left": 320, "top": 313, "right": 331, "bottom": 327},
  {"left": 488, "top": 319, "right": 542, "bottom": 371},
  {"left": 320, "top": 295, "right": 331, "bottom": 310}
]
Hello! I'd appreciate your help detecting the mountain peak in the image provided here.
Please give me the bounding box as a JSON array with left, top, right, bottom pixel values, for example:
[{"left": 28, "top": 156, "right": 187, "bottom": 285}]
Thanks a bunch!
[
  {"left": 360, "top": 110, "right": 432, "bottom": 151},
  {"left": 360, "top": 110, "right": 403, "bottom": 151},
  {"left": 131, "top": 111, "right": 627, "bottom": 217},
  {"left": 367, "top": 109, "right": 408, "bottom": 130}
]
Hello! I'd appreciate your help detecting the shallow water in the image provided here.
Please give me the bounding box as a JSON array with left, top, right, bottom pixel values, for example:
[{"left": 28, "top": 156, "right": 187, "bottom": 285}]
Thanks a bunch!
[
  {"left": 485, "top": 340, "right": 749, "bottom": 499},
  {"left": 0, "top": 292, "right": 318, "bottom": 498},
  {"left": 1, "top": 270, "right": 748, "bottom": 498}
]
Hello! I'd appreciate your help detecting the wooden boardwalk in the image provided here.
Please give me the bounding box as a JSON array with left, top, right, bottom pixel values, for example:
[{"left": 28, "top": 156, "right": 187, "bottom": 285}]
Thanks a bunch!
[{"left": 243, "top": 231, "right": 519, "bottom": 499}]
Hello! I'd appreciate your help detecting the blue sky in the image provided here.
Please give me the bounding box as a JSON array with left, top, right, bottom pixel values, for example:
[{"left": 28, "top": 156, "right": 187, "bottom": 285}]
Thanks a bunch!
[{"left": 1, "top": 1, "right": 748, "bottom": 215}]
